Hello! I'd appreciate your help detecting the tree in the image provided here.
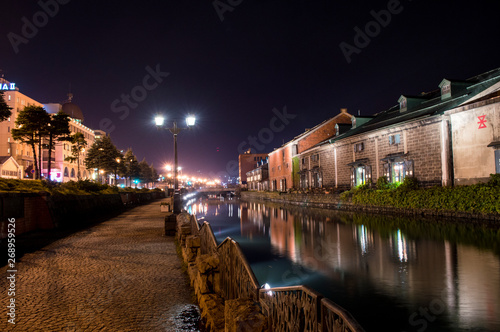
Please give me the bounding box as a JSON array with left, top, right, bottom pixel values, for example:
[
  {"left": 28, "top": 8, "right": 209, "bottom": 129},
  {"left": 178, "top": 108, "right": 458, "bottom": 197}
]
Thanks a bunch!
[
  {"left": 11, "top": 106, "right": 50, "bottom": 179},
  {"left": 150, "top": 164, "right": 159, "bottom": 187},
  {"left": 84, "top": 135, "right": 121, "bottom": 184},
  {"left": 64, "top": 132, "right": 87, "bottom": 180},
  {"left": 123, "top": 148, "right": 140, "bottom": 187},
  {"left": 0, "top": 91, "right": 12, "bottom": 122},
  {"left": 47, "top": 111, "right": 71, "bottom": 180},
  {"left": 138, "top": 158, "right": 153, "bottom": 188}
]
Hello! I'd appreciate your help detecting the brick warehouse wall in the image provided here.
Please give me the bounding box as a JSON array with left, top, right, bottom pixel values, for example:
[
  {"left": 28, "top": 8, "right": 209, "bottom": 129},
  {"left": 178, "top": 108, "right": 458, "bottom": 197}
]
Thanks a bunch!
[
  {"left": 271, "top": 114, "right": 448, "bottom": 190},
  {"left": 332, "top": 116, "right": 445, "bottom": 188},
  {"left": 404, "top": 119, "right": 444, "bottom": 186},
  {"left": 269, "top": 144, "right": 295, "bottom": 191},
  {"left": 334, "top": 142, "right": 354, "bottom": 190},
  {"left": 298, "top": 144, "right": 336, "bottom": 188}
]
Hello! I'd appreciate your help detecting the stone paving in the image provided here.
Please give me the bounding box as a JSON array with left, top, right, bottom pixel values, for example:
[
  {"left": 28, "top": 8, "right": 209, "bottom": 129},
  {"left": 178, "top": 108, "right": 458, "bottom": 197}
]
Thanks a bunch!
[{"left": 0, "top": 199, "right": 200, "bottom": 331}]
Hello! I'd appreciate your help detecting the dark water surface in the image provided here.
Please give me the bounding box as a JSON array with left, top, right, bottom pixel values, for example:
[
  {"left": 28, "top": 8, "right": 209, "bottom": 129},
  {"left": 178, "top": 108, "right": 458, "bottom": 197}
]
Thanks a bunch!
[{"left": 185, "top": 198, "right": 500, "bottom": 332}]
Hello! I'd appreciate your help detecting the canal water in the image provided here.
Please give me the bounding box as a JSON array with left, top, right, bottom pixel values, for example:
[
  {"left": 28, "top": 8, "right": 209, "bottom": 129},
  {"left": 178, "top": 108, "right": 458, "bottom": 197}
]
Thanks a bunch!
[{"left": 185, "top": 198, "right": 500, "bottom": 332}]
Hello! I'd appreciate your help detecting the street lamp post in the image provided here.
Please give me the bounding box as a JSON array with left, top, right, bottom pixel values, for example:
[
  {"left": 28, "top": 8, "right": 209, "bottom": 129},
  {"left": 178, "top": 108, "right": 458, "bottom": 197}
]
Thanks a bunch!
[
  {"left": 155, "top": 115, "right": 196, "bottom": 214},
  {"left": 115, "top": 157, "right": 121, "bottom": 186}
]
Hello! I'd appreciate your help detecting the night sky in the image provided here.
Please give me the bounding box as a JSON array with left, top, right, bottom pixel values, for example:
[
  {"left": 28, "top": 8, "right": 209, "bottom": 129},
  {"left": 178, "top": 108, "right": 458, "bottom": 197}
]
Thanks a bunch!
[{"left": 2, "top": 0, "right": 500, "bottom": 180}]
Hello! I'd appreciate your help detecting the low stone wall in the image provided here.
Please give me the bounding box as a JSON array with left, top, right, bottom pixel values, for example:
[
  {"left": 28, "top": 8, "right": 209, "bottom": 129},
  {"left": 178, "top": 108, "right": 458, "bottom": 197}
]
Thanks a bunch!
[
  {"left": 120, "top": 191, "right": 165, "bottom": 206},
  {"left": 0, "top": 191, "right": 166, "bottom": 239},
  {"left": 0, "top": 192, "right": 53, "bottom": 239},
  {"left": 176, "top": 213, "right": 267, "bottom": 332},
  {"left": 241, "top": 191, "right": 500, "bottom": 222},
  {"left": 47, "top": 194, "right": 125, "bottom": 228}
]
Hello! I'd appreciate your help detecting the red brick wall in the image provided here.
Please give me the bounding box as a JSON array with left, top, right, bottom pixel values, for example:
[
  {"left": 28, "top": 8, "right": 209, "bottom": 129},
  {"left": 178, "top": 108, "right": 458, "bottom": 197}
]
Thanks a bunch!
[
  {"left": 268, "top": 144, "right": 294, "bottom": 191},
  {"left": 297, "top": 113, "right": 352, "bottom": 153},
  {"left": 239, "top": 153, "right": 268, "bottom": 183}
]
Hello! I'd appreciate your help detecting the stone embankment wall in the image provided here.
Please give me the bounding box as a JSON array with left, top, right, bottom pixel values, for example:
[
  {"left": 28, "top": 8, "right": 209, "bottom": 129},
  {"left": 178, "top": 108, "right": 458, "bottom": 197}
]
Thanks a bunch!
[
  {"left": 241, "top": 191, "right": 500, "bottom": 222},
  {"left": 0, "top": 191, "right": 165, "bottom": 239},
  {"left": 175, "top": 213, "right": 268, "bottom": 332}
]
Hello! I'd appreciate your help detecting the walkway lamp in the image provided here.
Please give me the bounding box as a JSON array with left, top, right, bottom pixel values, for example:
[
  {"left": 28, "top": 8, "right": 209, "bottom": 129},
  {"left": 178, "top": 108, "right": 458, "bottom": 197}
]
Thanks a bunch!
[
  {"left": 115, "top": 157, "right": 121, "bottom": 186},
  {"left": 154, "top": 114, "right": 196, "bottom": 214}
]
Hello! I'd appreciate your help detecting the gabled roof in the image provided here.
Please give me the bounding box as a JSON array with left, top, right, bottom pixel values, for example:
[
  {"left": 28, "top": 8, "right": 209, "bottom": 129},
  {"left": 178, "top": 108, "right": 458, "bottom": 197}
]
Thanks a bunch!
[
  {"left": 0, "top": 156, "right": 11, "bottom": 164},
  {"left": 270, "top": 109, "right": 352, "bottom": 153},
  {"left": 0, "top": 156, "right": 20, "bottom": 167},
  {"left": 330, "top": 67, "right": 500, "bottom": 143}
]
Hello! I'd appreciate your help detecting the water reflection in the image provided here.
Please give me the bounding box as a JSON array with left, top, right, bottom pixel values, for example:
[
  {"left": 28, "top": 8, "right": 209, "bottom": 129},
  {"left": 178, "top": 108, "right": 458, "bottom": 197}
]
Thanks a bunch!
[{"left": 188, "top": 199, "right": 500, "bottom": 332}]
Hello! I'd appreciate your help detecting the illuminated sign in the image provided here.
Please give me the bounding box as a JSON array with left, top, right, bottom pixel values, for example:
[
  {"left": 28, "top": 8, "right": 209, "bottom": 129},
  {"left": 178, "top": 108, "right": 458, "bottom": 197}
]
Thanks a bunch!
[{"left": 0, "top": 83, "right": 16, "bottom": 91}]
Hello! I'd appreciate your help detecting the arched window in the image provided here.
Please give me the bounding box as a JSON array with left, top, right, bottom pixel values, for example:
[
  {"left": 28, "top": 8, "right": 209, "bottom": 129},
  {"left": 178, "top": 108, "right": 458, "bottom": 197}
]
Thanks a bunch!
[
  {"left": 71, "top": 168, "right": 75, "bottom": 178},
  {"left": 64, "top": 167, "right": 69, "bottom": 177}
]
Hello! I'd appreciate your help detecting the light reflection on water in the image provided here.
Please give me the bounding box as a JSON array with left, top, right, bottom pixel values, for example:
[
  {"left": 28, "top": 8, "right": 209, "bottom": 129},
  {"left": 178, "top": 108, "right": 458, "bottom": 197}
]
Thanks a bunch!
[{"left": 187, "top": 198, "right": 500, "bottom": 332}]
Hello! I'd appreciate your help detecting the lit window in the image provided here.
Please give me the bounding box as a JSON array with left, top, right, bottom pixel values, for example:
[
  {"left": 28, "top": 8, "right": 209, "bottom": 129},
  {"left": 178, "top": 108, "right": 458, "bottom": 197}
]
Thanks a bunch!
[
  {"left": 351, "top": 165, "right": 371, "bottom": 187},
  {"left": 391, "top": 162, "right": 405, "bottom": 183}
]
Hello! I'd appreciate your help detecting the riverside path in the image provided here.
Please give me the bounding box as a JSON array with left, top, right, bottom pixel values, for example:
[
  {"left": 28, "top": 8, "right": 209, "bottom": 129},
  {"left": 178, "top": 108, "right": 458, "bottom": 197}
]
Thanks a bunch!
[{"left": 0, "top": 198, "right": 199, "bottom": 331}]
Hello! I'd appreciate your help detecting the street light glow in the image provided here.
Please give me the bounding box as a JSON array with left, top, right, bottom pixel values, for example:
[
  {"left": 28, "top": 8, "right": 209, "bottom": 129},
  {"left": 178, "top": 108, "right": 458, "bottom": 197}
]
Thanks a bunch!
[
  {"left": 186, "top": 115, "right": 196, "bottom": 127},
  {"left": 155, "top": 115, "right": 165, "bottom": 126}
]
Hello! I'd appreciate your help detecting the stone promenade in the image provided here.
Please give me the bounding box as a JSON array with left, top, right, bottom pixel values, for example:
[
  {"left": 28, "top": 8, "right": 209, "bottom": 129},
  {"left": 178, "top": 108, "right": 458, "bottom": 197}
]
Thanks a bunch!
[{"left": 0, "top": 198, "right": 199, "bottom": 331}]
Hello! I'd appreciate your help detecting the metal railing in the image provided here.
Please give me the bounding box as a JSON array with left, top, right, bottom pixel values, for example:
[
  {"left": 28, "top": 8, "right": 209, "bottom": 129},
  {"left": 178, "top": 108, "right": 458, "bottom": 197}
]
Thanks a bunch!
[
  {"left": 218, "top": 238, "right": 260, "bottom": 301},
  {"left": 185, "top": 214, "right": 365, "bottom": 332}
]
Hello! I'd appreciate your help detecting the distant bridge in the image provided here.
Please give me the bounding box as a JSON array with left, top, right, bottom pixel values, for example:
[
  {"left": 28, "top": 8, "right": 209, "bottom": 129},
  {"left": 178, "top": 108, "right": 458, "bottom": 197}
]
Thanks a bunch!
[{"left": 196, "top": 188, "right": 235, "bottom": 194}]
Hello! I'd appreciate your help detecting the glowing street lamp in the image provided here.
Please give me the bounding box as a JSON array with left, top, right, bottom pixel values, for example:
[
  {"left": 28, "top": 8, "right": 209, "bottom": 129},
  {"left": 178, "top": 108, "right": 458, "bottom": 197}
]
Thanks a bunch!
[
  {"left": 154, "top": 114, "right": 196, "bottom": 214},
  {"left": 114, "top": 157, "right": 121, "bottom": 186}
]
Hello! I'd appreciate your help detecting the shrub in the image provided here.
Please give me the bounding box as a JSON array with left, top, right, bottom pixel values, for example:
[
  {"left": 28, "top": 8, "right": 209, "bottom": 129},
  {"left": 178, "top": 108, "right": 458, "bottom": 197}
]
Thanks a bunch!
[
  {"left": 488, "top": 173, "right": 500, "bottom": 186},
  {"left": 399, "top": 176, "right": 419, "bottom": 191},
  {"left": 376, "top": 176, "right": 390, "bottom": 190},
  {"left": 357, "top": 183, "right": 370, "bottom": 190}
]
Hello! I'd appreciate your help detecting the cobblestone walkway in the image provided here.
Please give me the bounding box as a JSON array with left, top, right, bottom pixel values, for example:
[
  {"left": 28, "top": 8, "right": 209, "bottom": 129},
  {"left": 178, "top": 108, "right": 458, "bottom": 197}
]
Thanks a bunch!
[{"left": 0, "top": 199, "right": 199, "bottom": 331}]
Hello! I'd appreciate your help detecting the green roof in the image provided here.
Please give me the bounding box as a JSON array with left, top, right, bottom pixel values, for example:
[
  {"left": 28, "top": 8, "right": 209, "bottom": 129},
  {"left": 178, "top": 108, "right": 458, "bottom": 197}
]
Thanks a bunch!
[{"left": 329, "top": 67, "right": 500, "bottom": 143}]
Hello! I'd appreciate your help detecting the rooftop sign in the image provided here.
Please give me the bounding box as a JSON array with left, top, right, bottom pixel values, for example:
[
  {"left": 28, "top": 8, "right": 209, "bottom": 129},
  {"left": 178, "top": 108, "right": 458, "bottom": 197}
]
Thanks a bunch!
[{"left": 0, "top": 83, "right": 16, "bottom": 91}]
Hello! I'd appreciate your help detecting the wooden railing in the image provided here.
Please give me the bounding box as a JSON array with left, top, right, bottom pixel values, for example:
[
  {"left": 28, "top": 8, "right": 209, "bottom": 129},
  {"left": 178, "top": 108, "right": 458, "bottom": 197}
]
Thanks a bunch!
[{"left": 186, "top": 214, "right": 365, "bottom": 332}]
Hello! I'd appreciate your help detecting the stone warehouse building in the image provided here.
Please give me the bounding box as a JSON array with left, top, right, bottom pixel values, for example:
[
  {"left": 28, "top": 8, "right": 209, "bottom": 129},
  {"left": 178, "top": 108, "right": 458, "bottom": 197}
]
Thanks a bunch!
[
  {"left": 445, "top": 78, "right": 500, "bottom": 184},
  {"left": 249, "top": 67, "right": 500, "bottom": 191},
  {"left": 268, "top": 108, "right": 353, "bottom": 191}
]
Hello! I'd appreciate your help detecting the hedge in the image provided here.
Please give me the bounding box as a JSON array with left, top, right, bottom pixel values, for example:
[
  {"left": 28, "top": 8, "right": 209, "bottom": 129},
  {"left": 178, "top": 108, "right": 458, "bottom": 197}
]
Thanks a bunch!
[{"left": 342, "top": 175, "right": 500, "bottom": 214}]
